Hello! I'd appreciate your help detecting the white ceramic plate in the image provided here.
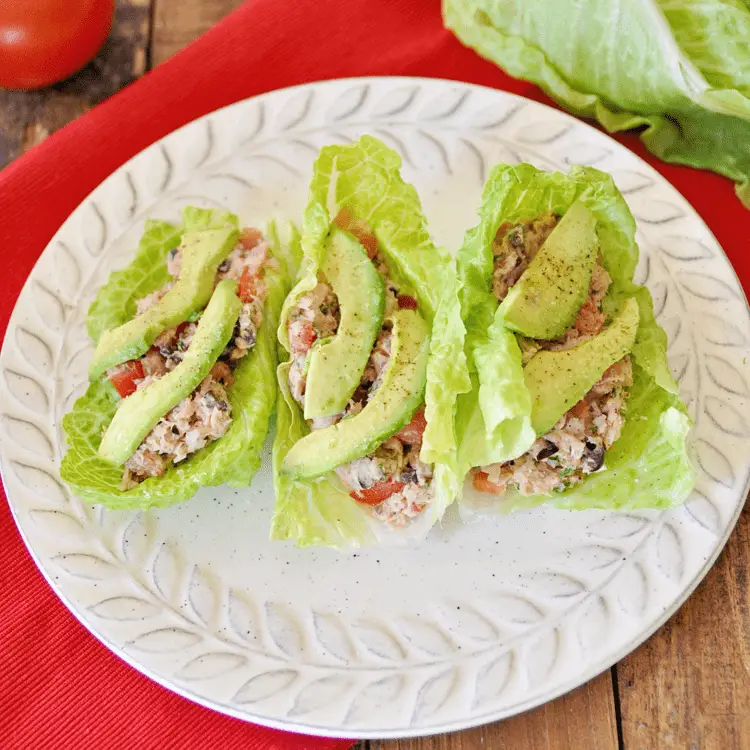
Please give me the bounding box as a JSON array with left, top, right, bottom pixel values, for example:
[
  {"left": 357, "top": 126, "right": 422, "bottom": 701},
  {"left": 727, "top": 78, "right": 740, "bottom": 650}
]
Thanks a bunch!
[{"left": 1, "top": 78, "right": 749, "bottom": 740}]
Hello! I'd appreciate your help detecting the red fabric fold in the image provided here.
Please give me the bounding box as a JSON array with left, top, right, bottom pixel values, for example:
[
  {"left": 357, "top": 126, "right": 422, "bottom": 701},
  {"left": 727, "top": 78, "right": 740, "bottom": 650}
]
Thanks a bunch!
[{"left": 0, "top": 0, "right": 747, "bottom": 748}]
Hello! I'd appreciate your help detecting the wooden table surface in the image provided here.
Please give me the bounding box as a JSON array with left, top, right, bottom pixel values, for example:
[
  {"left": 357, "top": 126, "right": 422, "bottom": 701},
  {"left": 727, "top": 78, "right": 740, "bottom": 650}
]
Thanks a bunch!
[{"left": 2, "top": 2, "right": 748, "bottom": 748}]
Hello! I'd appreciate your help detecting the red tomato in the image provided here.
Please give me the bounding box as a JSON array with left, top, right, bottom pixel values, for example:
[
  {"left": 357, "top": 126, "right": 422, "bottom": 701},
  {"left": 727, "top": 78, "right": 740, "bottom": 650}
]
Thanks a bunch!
[
  {"left": 351, "top": 479, "right": 406, "bottom": 506},
  {"left": 0, "top": 0, "right": 115, "bottom": 90},
  {"left": 288, "top": 321, "right": 317, "bottom": 353},
  {"left": 397, "top": 295, "right": 418, "bottom": 310},
  {"left": 333, "top": 208, "right": 352, "bottom": 230},
  {"left": 239, "top": 227, "right": 263, "bottom": 249},
  {"left": 332, "top": 209, "right": 378, "bottom": 258},
  {"left": 396, "top": 408, "right": 427, "bottom": 446},
  {"left": 108, "top": 359, "right": 144, "bottom": 398},
  {"left": 238, "top": 268, "right": 257, "bottom": 302},
  {"left": 356, "top": 232, "right": 378, "bottom": 259},
  {"left": 472, "top": 471, "right": 502, "bottom": 495}
]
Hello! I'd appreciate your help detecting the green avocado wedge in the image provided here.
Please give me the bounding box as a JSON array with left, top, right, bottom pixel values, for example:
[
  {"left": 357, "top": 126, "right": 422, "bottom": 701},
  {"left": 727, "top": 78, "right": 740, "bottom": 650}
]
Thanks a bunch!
[
  {"left": 499, "top": 200, "right": 599, "bottom": 340},
  {"left": 282, "top": 308, "right": 430, "bottom": 480},
  {"left": 526, "top": 297, "right": 639, "bottom": 435},
  {"left": 304, "top": 226, "right": 385, "bottom": 419},
  {"left": 89, "top": 226, "right": 239, "bottom": 380},
  {"left": 98, "top": 279, "right": 242, "bottom": 466}
]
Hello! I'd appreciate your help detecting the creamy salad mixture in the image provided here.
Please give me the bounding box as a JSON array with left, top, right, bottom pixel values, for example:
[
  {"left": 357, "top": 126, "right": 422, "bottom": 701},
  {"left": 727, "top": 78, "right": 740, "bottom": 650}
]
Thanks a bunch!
[
  {"left": 475, "top": 215, "right": 631, "bottom": 496},
  {"left": 286, "top": 210, "right": 433, "bottom": 525},
  {"left": 109, "top": 228, "right": 272, "bottom": 489}
]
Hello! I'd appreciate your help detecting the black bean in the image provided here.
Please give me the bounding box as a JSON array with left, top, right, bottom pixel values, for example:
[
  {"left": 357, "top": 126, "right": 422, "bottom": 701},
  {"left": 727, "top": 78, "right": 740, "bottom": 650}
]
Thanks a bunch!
[
  {"left": 242, "top": 329, "right": 256, "bottom": 345},
  {"left": 217, "top": 400, "right": 229, "bottom": 411},
  {"left": 536, "top": 439, "right": 559, "bottom": 460},
  {"left": 582, "top": 439, "right": 605, "bottom": 473},
  {"left": 401, "top": 466, "right": 418, "bottom": 484},
  {"left": 218, "top": 260, "right": 231, "bottom": 272}
]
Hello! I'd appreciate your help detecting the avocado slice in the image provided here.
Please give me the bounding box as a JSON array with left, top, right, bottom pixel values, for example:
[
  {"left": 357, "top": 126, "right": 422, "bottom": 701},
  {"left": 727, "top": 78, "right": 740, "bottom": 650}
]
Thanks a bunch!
[
  {"left": 98, "top": 279, "right": 242, "bottom": 466},
  {"left": 303, "top": 227, "right": 385, "bottom": 419},
  {"left": 89, "top": 227, "right": 239, "bottom": 380},
  {"left": 499, "top": 200, "right": 598, "bottom": 340},
  {"left": 526, "top": 297, "right": 639, "bottom": 435},
  {"left": 283, "top": 308, "right": 430, "bottom": 480}
]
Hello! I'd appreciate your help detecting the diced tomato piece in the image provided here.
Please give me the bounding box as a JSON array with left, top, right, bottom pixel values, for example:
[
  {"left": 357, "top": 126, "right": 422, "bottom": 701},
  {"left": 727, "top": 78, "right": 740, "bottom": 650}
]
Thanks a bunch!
[
  {"left": 238, "top": 268, "right": 258, "bottom": 302},
  {"left": 472, "top": 471, "right": 502, "bottom": 495},
  {"left": 396, "top": 408, "right": 427, "bottom": 446},
  {"left": 300, "top": 326, "right": 317, "bottom": 349},
  {"left": 397, "top": 295, "right": 418, "bottom": 310},
  {"left": 333, "top": 208, "right": 352, "bottom": 230},
  {"left": 239, "top": 227, "right": 263, "bottom": 249},
  {"left": 108, "top": 359, "right": 144, "bottom": 398},
  {"left": 288, "top": 321, "right": 317, "bottom": 353},
  {"left": 356, "top": 232, "right": 378, "bottom": 259},
  {"left": 351, "top": 479, "right": 406, "bottom": 506},
  {"left": 333, "top": 208, "right": 377, "bottom": 258}
]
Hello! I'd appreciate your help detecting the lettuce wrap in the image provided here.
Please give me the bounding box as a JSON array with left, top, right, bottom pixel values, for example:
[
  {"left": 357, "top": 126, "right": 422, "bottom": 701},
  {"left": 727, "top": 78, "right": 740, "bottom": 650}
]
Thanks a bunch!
[
  {"left": 456, "top": 163, "right": 694, "bottom": 512},
  {"left": 61, "top": 207, "right": 294, "bottom": 509},
  {"left": 272, "top": 135, "right": 470, "bottom": 549}
]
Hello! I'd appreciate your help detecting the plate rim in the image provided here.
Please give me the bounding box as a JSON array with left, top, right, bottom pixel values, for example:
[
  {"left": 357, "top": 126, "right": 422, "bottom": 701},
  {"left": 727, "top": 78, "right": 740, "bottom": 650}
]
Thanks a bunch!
[{"left": 1, "top": 75, "right": 749, "bottom": 740}]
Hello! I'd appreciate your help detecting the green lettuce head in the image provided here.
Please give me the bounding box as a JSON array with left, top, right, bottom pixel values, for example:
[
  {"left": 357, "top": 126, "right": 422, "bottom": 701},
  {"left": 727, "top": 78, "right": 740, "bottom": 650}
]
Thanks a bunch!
[
  {"left": 272, "top": 135, "right": 471, "bottom": 549},
  {"left": 444, "top": 0, "right": 750, "bottom": 208},
  {"left": 61, "top": 207, "right": 295, "bottom": 509},
  {"left": 456, "top": 163, "right": 695, "bottom": 512}
]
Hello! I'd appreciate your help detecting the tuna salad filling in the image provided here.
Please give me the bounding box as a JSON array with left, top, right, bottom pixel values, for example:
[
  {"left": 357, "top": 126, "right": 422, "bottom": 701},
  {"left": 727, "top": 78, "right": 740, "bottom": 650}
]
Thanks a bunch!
[
  {"left": 111, "top": 227, "right": 271, "bottom": 489},
  {"left": 476, "top": 214, "right": 631, "bottom": 496},
  {"left": 286, "top": 210, "right": 434, "bottom": 525}
]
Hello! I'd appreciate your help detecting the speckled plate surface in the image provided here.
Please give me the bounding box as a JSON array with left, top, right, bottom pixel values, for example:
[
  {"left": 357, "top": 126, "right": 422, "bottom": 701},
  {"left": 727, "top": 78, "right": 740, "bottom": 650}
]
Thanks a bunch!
[{"left": 1, "top": 78, "right": 749, "bottom": 740}]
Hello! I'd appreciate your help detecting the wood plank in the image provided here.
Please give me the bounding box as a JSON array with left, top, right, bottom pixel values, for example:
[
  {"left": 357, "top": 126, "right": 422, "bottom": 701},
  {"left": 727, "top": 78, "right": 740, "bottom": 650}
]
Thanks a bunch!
[
  {"left": 150, "top": 0, "right": 243, "bottom": 66},
  {"left": 370, "top": 670, "right": 618, "bottom": 750},
  {"left": 618, "top": 503, "right": 750, "bottom": 750},
  {"left": 0, "top": 0, "right": 152, "bottom": 168}
]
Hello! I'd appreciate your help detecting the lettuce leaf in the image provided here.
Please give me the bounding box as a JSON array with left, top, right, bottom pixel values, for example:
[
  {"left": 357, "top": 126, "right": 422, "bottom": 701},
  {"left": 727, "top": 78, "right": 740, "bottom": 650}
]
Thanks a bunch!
[
  {"left": 86, "top": 207, "right": 238, "bottom": 344},
  {"left": 272, "top": 135, "right": 470, "bottom": 549},
  {"left": 455, "top": 163, "right": 694, "bottom": 511},
  {"left": 87, "top": 220, "right": 182, "bottom": 344},
  {"left": 60, "top": 208, "right": 290, "bottom": 509},
  {"left": 443, "top": 0, "right": 750, "bottom": 208},
  {"left": 271, "top": 360, "right": 376, "bottom": 548}
]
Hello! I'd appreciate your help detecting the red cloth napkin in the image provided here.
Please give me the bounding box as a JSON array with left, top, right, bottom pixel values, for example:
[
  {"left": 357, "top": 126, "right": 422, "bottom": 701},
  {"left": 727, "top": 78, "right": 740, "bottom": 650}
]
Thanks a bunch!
[{"left": 1, "top": 1, "right": 748, "bottom": 748}]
